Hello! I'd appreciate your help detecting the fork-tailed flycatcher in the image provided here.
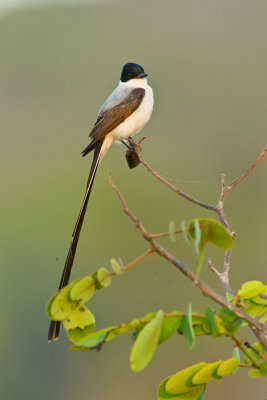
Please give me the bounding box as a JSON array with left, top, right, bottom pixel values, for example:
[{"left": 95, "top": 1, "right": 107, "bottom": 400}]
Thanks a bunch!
[{"left": 48, "top": 63, "right": 154, "bottom": 341}]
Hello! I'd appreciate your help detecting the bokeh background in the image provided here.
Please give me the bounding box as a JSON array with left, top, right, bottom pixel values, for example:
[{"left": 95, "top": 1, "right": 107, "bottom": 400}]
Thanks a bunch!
[{"left": 1, "top": 0, "right": 266, "bottom": 398}]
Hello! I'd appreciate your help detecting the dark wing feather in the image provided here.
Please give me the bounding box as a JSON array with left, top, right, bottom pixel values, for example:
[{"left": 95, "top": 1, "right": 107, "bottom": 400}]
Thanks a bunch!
[{"left": 81, "top": 88, "right": 145, "bottom": 156}]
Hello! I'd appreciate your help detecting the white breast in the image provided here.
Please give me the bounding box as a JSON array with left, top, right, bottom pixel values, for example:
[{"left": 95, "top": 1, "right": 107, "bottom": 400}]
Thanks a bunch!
[{"left": 108, "top": 78, "right": 154, "bottom": 141}]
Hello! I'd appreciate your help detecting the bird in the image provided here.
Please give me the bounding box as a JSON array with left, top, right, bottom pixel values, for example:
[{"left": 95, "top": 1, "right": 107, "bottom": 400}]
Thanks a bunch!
[{"left": 48, "top": 62, "right": 154, "bottom": 341}]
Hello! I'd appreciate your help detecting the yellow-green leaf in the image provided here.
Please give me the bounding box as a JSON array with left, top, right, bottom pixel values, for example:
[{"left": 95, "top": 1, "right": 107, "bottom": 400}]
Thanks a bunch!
[
  {"left": 248, "top": 369, "right": 261, "bottom": 378},
  {"left": 74, "top": 327, "right": 113, "bottom": 347},
  {"left": 158, "top": 315, "right": 182, "bottom": 344},
  {"left": 63, "top": 305, "right": 95, "bottom": 330},
  {"left": 251, "top": 285, "right": 267, "bottom": 305},
  {"left": 97, "top": 267, "right": 111, "bottom": 288},
  {"left": 181, "top": 220, "right": 191, "bottom": 245},
  {"left": 67, "top": 325, "right": 95, "bottom": 344},
  {"left": 192, "top": 361, "right": 222, "bottom": 384},
  {"left": 166, "top": 363, "right": 207, "bottom": 394},
  {"left": 46, "top": 294, "right": 58, "bottom": 318},
  {"left": 188, "top": 218, "right": 233, "bottom": 251},
  {"left": 110, "top": 258, "right": 122, "bottom": 275},
  {"left": 183, "top": 304, "right": 195, "bottom": 349},
  {"left": 130, "top": 309, "right": 163, "bottom": 372},
  {"left": 217, "top": 358, "right": 239, "bottom": 376},
  {"left": 259, "top": 360, "right": 267, "bottom": 377},
  {"left": 238, "top": 281, "right": 264, "bottom": 299},
  {"left": 158, "top": 376, "right": 204, "bottom": 399},
  {"left": 49, "top": 286, "right": 76, "bottom": 320},
  {"left": 70, "top": 276, "right": 96, "bottom": 303}
]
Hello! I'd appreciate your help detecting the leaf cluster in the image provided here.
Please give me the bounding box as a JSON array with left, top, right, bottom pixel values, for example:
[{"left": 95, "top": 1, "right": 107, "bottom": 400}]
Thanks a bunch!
[{"left": 158, "top": 357, "right": 239, "bottom": 400}]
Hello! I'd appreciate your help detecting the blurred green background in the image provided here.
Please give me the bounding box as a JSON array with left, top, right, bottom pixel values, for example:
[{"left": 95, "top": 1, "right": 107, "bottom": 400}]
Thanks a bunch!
[{"left": 1, "top": 0, "right": 266, "bottom": 398}]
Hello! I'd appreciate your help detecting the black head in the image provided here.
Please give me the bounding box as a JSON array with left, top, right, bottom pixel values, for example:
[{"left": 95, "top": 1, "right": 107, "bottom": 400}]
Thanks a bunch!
[{"left": 120, "top": 63, "right": 148, "bottom": 82}]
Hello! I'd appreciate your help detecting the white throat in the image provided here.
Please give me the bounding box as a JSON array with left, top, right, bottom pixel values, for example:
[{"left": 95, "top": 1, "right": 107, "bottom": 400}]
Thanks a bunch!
[{"left": 119, "top": 78, "right": 148, "bottom": 89}]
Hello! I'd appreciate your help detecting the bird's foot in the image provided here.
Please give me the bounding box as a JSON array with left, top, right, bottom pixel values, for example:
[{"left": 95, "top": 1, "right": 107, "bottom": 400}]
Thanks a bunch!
[{"left": 121, "top": 139, "right": 134, "bottom": 150}]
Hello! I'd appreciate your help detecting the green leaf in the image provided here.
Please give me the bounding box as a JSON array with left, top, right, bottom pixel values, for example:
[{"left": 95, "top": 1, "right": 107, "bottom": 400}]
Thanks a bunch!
[
  {"left": 49, "top": 286, "right": 76, "bottom": 320},
  {"left": 166, "top": 363, "right": 207, "bottom": 395},
  {"left": 169, "top": 221, "right": 176, "bottom": 242},
  {"left": 46, "top": 293, "right": 58, "bottom": 318},
  {"left": 244, "top": 342, "right": 266, "bottom": 365},
  {"left": 158, "top": 315, "right": 182, "bottom": 344},
  {"left": 158, "top": 377, "right": 182, "bottom": 399},
  {"left": 259, "top": 360, "right": 267, "bottom": 377},
  {"left": 244, "top": 300, "right": 266, "bottom": 318},
  {"left": 238, "top": 281, "right": 264, "bottom": 299},
  {"left": 193, "top": 220, "right": 201, "bottom": 255},
  {"left": 244, "top": 349, "right": 261, "bottom": 365},
  {"left": 203, "top": 307, "right": 226, "bottom": 336},
  {"left": 69, "top": 276, "right": 96, "bottom": 303},
  {"left": 130, "top": 309, "right": 164, "bottom": 372},
  {"left": 248, "top": 369, "right": 261, "bottom": 378},
  {"left": 197, "top": 385, "right": 206, "bottom": 400},
  {"left": 188, "top": 218, "right": 233, "bottom": 251},
  {"left": 67, "top": 325, "right": 95, "bottom": 344},
  {"left": 218, "top": 308, "right": 236, "bottom": 325},
  {"left": 63, "top": 305, "right": 95, "bottom": 330},
  {"left": 232, "top": 348, "right": 241, "bottom": 363},
  {"left": 192, "top": 361, "right": 222, "bottom": 384},
  {"left": 96, "top": 267, "right": 111, "bottom": 288},
  {"left": 183, "top": 304, "right": 195, "bottom": 349},
  {"left": 158, "top": 377, "right": 204, "bottom": 400},
  {"left": 134, "top": 312, "right": 157, "bottom": 340},
  {"left": 117, "top": 257, "right": 124, "bottom": 268},
  {"left": 204, "top": 307, "right": 215, "bottom": 334},
  {"left": 191, "top": 315, "right": 206, "bottom": 336},
  {"left": 181, "top": 220, "right": 191, "bottom": 245},
  {"left": 252, "top": 285, "right": 267, "bottom": 305},
  {"left": 217, "top": 358, "right": 239, "bottom": 376},
  {"left": 226, "top": 318, "right": 243, "bottom": 334},
  {"left": 110, "top": 258, "right": 122, "bottom": 275},
  {"left": 73, "top": 327, "right": 113, "bottom": 348},
  {"left": 226, "top": 292, "right": 235, "bottom": 302}
]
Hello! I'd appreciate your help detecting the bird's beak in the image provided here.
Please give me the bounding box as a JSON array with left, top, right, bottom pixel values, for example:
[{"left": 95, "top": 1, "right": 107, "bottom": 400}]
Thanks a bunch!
[{"left": 137, "top": 72, "right": 148, "bottom": 78}]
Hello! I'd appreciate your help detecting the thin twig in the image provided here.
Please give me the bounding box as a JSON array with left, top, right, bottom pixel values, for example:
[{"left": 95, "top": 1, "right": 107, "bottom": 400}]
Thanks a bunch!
[
  {"left": 231, "top": 335, "right": 260, "bottom": 368},
  {"left": 208, "top": 258, "right": 233, "bottom": 294},
  {"left": 107, "top": 175, "right": 267, "bottom": 340},
  {"left": 239, "top": 363, "right": 257, "bottom": 369},
  {"left": 150, "top": 229, "right": 182, "bottom": 239},
  {"left": 121, "top": 248, "right": 154, "bottom": 271}
]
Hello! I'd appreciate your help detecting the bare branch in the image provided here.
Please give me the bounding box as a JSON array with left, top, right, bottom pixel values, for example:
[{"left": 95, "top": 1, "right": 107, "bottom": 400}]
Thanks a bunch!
[
  {"left": 128, "top": 138, "right": 216, "bottom": 212},
  {"left": 220, "top": 146, "right": 267, "bottom": 202}
]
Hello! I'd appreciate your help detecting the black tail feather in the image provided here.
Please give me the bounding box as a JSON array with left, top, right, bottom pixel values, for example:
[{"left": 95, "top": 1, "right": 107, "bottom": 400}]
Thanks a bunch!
[
  {"left": 48, "top": 141, "right": 103, "bottom": 342},
  {"left": 81, "top": 140, "right": 96, "bottom": 157}
]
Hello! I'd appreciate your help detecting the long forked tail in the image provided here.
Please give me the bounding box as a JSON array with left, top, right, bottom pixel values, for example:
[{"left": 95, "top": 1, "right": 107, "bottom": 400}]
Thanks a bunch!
[{"left": 48, "top": 141, "right": 103, "bottom": 342}]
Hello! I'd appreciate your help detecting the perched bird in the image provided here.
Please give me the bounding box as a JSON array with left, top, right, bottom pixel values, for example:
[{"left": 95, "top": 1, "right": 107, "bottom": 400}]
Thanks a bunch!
[{"left": 48, "top": 62, "right": 154, "bottom": 341}]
